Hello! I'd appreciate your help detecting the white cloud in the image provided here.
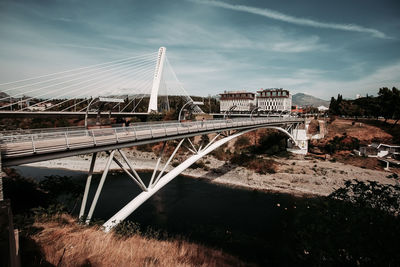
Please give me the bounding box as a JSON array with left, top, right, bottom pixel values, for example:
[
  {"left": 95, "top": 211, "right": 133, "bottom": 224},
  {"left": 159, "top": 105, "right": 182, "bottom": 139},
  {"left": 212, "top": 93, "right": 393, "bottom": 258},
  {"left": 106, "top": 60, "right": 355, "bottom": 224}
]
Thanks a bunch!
[
  {"left": 271, "top": 36, "right": 326, "bottom": 53},
  {"left": 189, "top": 0, "right": 387, "bottom": 39},
  {"left": 57, "top": 43, "right": 115, "bottom": 52},
  {"left": 241, "top": 62, "right": 400, "bottom": 99},
  {"left": 312, "top": 61, "right": 400, "bottom": 98},
  {"left": 106, "top": 16, "right": 327, "bottom": 54}
]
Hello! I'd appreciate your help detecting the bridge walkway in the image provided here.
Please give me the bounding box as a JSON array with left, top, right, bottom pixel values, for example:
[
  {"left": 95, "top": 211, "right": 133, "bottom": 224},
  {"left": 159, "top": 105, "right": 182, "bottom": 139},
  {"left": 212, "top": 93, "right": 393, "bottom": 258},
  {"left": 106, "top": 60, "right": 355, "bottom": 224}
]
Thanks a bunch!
[{"left": 1, "top": 117, "right": 303, "bottom": 166}]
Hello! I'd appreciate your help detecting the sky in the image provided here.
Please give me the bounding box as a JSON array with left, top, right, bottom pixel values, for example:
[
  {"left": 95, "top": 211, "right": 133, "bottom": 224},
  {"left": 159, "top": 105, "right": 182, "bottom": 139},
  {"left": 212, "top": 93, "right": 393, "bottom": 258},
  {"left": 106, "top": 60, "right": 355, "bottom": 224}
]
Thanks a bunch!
[{"left": 0, "top": 0, "right": 399, "bottom": 100}]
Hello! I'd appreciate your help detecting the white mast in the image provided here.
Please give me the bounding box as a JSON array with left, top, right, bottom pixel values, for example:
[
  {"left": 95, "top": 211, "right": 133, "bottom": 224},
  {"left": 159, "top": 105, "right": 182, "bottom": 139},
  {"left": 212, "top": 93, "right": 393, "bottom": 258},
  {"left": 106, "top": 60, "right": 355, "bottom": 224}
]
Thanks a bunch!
[{"left": 148, "top": 47, "right": 166, "bottom": 113}]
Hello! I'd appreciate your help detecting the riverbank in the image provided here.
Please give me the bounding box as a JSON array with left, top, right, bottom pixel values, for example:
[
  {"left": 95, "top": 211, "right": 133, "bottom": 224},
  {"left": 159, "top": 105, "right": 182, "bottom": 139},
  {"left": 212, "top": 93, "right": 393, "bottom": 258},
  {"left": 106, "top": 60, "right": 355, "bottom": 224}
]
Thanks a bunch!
[
  {"left": 27, "top": 214, "right": 249, "bottom": 267},
  {"left": 23, "top": 149, "right": 397, "bottom": 197}
]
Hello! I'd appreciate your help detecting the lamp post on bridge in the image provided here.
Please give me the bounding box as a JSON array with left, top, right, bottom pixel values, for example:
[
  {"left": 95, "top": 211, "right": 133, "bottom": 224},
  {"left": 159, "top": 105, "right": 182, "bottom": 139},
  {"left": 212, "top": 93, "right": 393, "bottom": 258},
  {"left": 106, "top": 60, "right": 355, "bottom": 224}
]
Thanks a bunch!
[
  {"left": 85, "top": 97, "right": 125, "bottom": 128},
  {"left": 85, "top": 98, "right": 97, "bottom": 129},
  {"left": 223, "top": 105, "right": 237, "bottom": 119},
  {"left": 178, "top": 101, "right": 204, "bottom": 122},
  {"left": 250, "top": 106, "right": 261, "bottom": 120}
]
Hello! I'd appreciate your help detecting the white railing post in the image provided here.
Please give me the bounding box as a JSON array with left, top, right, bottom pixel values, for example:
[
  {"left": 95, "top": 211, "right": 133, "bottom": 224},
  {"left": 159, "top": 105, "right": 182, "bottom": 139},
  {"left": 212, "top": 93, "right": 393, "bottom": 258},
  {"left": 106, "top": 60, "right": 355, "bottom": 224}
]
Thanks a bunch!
[
  {"left": 31, "top": 135, "right": 36, "bottom": 153},
  {"left": 91, "top": 130, "right": 96, "bottom": 146},
  {"left": 132, "top": 126, "right": 137, "bottom": 140},
  {"left": 64, "top": 132, "right": 70, "bottom": 149},
  {"left": 114, "top": 128, "right": 119, "bottom": 143}
]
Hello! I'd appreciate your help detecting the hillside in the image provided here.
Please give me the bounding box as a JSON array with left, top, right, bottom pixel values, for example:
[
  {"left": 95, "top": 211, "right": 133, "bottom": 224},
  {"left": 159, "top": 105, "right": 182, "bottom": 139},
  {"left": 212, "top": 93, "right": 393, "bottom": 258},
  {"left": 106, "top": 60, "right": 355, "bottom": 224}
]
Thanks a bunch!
[
  {"left": 292, "top": 93, "right": 329, "bottom": 107},
  {"left": 0, "top": 91, "right": 9, "bottom": 98}
]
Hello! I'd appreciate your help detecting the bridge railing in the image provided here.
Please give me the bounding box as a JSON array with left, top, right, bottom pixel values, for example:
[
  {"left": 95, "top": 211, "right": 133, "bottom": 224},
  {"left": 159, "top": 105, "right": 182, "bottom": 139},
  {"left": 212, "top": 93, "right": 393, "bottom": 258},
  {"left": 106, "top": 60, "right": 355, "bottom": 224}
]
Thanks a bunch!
[
  {"left": 1, "top": 117, "right": 303, "bottom": 144},
  {"left": 0, "top": 117, "right": 303, "bottom": 157},
  {"left": 0, "top": 126, "right": 86, "bottom": 136}
]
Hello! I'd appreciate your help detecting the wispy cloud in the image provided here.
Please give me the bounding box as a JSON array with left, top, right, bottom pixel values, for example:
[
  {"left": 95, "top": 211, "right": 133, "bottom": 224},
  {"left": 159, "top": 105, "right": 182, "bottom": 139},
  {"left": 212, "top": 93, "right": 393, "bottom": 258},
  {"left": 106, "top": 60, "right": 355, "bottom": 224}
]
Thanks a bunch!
[
  {"left": 57, "top": 43, "right": 115, "bottom": 52},
  {"left": 106, "top": 16, "right": 327, "bottom": 54},
  {"left": 243, "top": 62, "right": 400, "bottom": 99},
  {"left": 189, "top": 0, "right": 387, "bottom": 39}
]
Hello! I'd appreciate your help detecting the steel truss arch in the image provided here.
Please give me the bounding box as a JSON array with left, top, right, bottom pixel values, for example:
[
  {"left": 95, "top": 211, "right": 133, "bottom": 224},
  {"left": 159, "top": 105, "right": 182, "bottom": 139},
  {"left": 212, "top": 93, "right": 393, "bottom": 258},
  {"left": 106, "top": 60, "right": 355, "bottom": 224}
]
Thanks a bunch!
[{"left": 98, "top": 125, "right": 299, "bottom": 232}]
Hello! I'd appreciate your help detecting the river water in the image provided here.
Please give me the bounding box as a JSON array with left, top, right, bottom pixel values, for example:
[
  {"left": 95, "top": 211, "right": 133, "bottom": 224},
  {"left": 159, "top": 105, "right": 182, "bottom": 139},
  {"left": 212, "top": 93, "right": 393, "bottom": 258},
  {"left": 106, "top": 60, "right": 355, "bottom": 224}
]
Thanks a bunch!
[{"left": 14, "top": 165, "right": 303, "bottom": 265}]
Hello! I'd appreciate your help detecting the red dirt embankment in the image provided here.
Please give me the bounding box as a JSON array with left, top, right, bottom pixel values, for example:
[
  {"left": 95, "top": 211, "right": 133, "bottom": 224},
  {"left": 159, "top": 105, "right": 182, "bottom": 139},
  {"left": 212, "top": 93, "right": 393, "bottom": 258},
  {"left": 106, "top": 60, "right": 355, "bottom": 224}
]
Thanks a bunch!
[
  {"left": 310, "top": 118, "right": 399, "bottom": 173},
  {"left": 326, "top": 119, "right": 393, "bottom": 144}
]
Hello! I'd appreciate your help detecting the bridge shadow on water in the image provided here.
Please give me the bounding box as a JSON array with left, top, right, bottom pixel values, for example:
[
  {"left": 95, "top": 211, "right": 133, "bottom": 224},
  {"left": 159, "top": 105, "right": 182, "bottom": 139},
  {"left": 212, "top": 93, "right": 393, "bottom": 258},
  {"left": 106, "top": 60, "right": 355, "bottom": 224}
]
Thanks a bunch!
[{"left": 13, "top": 166, "right": 400, "bottom": 266}]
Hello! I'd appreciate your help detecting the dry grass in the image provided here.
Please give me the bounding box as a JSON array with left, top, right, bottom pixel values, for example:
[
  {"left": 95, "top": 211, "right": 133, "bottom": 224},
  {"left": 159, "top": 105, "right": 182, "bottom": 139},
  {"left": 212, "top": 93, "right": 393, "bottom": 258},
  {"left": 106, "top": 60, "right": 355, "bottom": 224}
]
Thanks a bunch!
[{"left": 32, "top": 215, "right": 248, "bottom": 267}]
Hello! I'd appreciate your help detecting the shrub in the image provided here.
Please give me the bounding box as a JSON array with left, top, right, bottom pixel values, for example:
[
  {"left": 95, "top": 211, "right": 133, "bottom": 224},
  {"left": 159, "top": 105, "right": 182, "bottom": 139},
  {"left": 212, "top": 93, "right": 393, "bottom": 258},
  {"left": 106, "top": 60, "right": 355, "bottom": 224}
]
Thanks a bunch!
[
  {"left": 234, "top": 136, "right": 251, "bottom": 148},
  {"left": 114, "top": 221, "right": 142, "bottom": 237},
  {"left": 189, "top": 160, "right": 206, "bottom": 169},
  {"left": 136, "top": 143, "right": 153, "bottom": 152},
  {"left": 254, "top": 130, "right": 287, "bottom": 155},
  {"left": 211, "top": 147, "right": 227, "bottom": 161},
  {"left": 324, "top": 135, "right": 360, "bottom": 153},
  {"left": 171, "top": 161, "right": 179, "bottom": 167},
  {"left": 200, "top": 134, "right": 210, "bottom": 145},
  {"left": 247, "top": 158, "right": 277, "bottom": 174},
  {"left": 230, "top": 153, "right": 277, "bottom": 174},
  {"left": 294, "top": 180, "right": 400, "bottom": 265}
]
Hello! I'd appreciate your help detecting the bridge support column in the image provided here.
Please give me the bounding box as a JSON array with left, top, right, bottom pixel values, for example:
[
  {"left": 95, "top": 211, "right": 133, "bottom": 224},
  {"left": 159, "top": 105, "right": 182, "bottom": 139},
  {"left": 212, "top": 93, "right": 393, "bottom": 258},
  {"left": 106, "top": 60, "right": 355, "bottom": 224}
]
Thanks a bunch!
[
  {"left": 81, "top": 149, "right": 150, "bottom": 224},
  {"left": 287, "top": 128, "right": 308, "bottom": 155},
  {"left": 86, "top": 150, "right": 115, "bottom": 224},
  {"left": 79, "top": 152, "right": 97, "bottom": 219},
  {"left": 0, "top": 141, "right": 21, "bottom": 266}
]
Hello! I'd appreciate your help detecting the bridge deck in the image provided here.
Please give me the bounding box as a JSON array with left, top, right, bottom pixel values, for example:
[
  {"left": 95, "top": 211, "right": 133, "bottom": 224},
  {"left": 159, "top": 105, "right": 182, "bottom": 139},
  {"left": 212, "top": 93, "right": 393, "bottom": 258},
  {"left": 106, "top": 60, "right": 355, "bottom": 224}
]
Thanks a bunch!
[{"left": 0, "top": 117, "right": 303, "bottom": 166}]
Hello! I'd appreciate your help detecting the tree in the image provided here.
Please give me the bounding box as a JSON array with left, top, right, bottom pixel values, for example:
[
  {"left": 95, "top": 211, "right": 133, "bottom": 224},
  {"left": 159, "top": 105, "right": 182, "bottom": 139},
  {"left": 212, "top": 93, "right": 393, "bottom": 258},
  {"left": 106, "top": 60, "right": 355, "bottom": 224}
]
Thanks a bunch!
[
  {"left": 392, "top": 87, "right": 400, "bottom": 125},
  {"left": 200, "top": 134, "right": 210, "bottom": 146},
  {"left": 329, "top": 96, "right": 337, "bottom": 114},
  {"left": 378, "top": 87, "right": 395, "bottom": 123}
]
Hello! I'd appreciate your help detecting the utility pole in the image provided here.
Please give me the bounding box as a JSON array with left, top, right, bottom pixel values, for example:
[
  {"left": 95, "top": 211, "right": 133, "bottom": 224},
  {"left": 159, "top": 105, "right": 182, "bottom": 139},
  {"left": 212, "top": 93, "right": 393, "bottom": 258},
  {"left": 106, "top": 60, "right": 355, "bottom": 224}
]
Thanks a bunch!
[{"left": 208, "top": 94, "right": 211, "bottom": 113}]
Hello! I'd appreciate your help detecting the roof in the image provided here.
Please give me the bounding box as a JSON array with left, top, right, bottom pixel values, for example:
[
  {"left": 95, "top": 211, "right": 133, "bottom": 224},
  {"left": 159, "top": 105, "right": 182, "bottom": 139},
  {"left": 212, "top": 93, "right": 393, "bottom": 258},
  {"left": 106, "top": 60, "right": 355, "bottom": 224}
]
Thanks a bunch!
[
  {"left": 369, "top": 143, "right": 400, "bottom": 149},
  {"left": 317, "top": 105, "right": 329, "bottom": 111},
  {"left": 378, "top": 143, "right": 400, "bottom": 149}
]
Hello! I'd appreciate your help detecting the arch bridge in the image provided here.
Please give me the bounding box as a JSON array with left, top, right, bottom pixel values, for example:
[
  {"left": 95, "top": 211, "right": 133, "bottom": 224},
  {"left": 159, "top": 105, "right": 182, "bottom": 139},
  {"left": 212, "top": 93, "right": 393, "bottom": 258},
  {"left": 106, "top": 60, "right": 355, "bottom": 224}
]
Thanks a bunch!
[
  {"left": 0, "top": 116, "right": 304, "bottom": 231},
  {"left": 0, "top": 47, "right": 306, "bottom": 231}
]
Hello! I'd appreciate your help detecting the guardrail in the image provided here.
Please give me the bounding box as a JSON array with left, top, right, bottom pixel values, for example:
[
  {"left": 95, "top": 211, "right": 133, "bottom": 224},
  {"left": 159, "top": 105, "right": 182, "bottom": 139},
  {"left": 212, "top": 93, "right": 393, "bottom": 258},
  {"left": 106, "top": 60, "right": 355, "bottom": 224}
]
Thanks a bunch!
[
  {"left": 0, "top": 126, "right": 86, "bottom": 136},
  {"left": 0, "top": 117, "right": 303, "bottom": 158}
]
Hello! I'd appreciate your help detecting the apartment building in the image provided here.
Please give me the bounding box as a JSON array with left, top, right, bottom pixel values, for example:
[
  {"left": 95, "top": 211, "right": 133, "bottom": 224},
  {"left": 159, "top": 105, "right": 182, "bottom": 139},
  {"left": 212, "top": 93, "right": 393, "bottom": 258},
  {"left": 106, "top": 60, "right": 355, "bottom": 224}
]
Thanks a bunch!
[
  {"left": 256, "top": 88, "right": 292, "bottom": 111},
  {"left": 219, "top": 91, "right": 256, "bottom": 112}
]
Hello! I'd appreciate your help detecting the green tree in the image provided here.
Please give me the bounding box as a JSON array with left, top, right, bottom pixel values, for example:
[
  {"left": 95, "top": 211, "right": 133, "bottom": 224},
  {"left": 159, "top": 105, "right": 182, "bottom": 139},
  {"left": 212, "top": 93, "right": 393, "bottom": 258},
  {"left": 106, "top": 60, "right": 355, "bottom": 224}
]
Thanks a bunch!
[
  {"left": 392, "top": 87, "right": 400, "bottom": 125},
  {"left": 378, "top": 87, "right": 395, "bottom": 123}
]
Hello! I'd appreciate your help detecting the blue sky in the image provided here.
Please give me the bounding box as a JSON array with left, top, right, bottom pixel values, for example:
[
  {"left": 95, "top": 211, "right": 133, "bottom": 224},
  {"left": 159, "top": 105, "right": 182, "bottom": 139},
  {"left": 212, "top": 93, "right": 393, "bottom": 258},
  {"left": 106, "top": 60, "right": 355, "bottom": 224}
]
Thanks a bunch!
[{"left": 0, "top": 0, "right": 399, "bottom": 100}]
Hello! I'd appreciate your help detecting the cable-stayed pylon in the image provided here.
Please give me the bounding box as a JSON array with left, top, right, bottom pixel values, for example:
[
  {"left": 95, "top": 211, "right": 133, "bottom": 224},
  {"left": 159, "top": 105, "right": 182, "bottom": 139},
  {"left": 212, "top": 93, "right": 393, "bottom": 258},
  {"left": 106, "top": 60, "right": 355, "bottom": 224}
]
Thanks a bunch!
[{"left": 0, "top": 47, "right": 203, "bottom": 114}]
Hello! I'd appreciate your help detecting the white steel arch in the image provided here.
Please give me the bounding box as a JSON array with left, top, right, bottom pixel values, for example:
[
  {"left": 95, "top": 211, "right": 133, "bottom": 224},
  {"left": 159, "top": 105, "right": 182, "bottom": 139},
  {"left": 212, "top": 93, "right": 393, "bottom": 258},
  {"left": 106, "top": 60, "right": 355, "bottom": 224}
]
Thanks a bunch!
[{"left": 102, "top": 125, "right": 298, "bottom": 232}]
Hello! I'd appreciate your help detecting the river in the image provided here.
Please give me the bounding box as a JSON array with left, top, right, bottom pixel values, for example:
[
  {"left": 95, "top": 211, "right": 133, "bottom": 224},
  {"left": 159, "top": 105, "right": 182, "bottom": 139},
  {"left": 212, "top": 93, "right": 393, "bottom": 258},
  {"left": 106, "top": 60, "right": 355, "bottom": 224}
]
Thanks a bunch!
[{"left": 14, "top": 165, "right": 303, "bottom": 265}]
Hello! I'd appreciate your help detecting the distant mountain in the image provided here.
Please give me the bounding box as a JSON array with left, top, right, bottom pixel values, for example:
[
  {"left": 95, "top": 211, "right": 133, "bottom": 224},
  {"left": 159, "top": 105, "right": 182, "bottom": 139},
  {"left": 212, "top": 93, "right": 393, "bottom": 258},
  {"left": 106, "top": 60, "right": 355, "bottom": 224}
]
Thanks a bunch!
[
  {"left": 0, "top": 91, "right": 9, "bottom": 98},
  {"left": 292, "top": 93, "right": 329, "bottom": 107}
]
